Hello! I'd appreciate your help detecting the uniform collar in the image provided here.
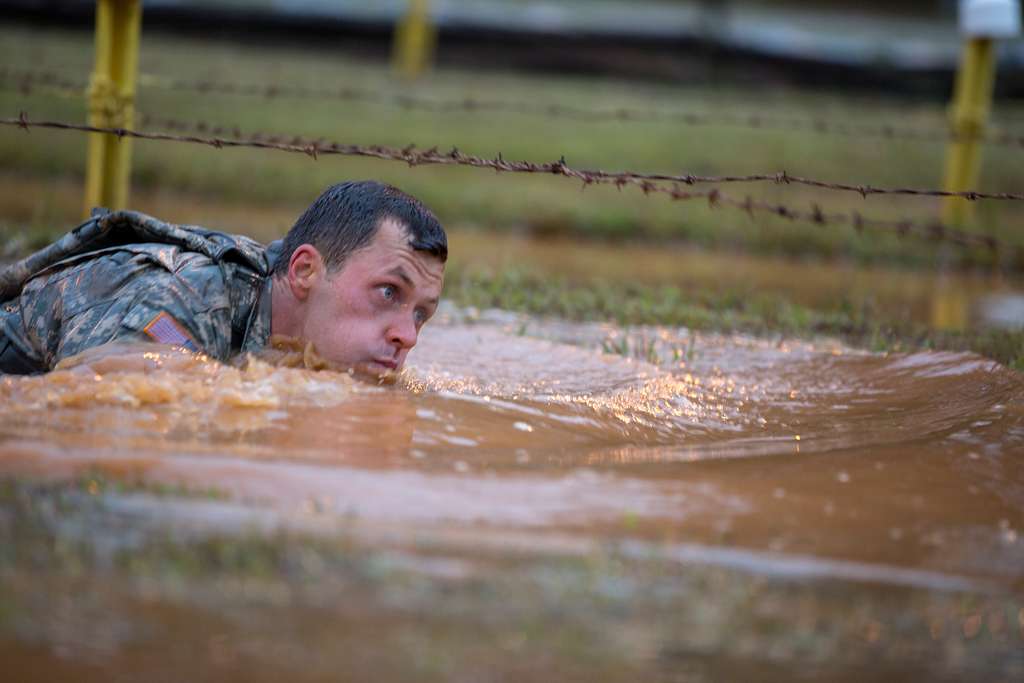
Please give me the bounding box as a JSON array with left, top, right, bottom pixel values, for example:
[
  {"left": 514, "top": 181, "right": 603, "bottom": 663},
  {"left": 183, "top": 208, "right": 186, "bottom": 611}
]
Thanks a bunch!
[
  {"left": 240, "top": 273, "right": 273, "bottom": 354},
  {"left": 239, "top": 239, "right": 282, "bottom": 354}
]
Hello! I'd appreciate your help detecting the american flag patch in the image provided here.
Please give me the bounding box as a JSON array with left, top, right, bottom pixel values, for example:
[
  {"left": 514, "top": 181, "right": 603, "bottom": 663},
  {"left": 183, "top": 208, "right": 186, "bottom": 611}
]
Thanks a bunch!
[{"left": 143, "top": 311, "right": 199, "bottom": 352}]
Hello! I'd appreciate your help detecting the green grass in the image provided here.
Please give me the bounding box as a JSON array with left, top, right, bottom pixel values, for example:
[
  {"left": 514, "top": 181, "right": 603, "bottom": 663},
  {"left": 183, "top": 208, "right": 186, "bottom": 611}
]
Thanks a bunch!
[
  {"left": 1, "top": 22, "right": 1023, "bottom": 268},
  {"left": 444, "top": 264, "right": 1024, "bottom": 369}
]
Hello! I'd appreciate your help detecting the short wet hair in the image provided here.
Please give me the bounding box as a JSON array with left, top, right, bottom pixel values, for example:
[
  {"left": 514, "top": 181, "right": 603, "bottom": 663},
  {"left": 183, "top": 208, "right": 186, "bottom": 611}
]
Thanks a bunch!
[{"left": 272, "top": 181, "right": 447, "bottom": 277}]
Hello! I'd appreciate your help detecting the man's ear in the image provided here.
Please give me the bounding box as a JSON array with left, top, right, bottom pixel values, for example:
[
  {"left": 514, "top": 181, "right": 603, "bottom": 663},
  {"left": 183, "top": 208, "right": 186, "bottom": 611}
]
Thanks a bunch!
[{"left": 286, "top": 244, "right": 324, "bottom": 301}]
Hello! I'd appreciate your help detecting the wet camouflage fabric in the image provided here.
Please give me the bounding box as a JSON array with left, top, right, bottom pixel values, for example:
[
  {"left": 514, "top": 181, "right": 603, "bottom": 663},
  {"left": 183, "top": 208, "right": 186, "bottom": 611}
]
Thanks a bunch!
[{"left": 0, "top": 210, "right": 280, "bottom": 374}]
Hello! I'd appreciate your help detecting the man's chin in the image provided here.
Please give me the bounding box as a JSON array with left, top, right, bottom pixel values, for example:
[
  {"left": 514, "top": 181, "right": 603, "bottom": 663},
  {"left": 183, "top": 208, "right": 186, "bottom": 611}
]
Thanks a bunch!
[{"left": 351, "top": 360, "right": 401, "bottom": 385}]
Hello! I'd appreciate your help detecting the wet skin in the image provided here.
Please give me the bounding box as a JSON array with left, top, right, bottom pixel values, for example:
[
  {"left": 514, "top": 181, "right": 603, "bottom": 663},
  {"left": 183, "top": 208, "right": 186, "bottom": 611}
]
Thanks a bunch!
[{"left": 270, "top": 217, "right": 445, "bottom": 378}]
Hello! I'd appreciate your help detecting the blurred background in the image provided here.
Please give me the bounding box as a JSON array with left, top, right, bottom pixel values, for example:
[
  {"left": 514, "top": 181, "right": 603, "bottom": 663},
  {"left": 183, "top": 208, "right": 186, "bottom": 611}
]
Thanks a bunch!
[{"left": 2, "top": 0, "right": 1023, "bottom": 364}]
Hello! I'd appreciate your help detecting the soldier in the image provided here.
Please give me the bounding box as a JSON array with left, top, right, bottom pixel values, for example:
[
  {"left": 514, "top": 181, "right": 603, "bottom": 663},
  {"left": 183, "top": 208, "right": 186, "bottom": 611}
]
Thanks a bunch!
[{"left": 0, "top": 180, "right": 447, "bottom": 376}]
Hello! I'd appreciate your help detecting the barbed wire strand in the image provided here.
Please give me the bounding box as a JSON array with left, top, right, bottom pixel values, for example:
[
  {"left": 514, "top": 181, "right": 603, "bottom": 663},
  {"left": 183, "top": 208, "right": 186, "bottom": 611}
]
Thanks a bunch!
[
  {"left": 4, "top": 66, "right": 1024, "bottom": 152},
  {"left": 153, "top": 78, "right": 1024, "bottom": 151},
  {"left": 125, "top": 112, "right": 1024, "bottom": 202},
  {"left": 0, "top": 102, "right": 1004, "bottom": 202},
  {"left": 0, "top": 79, "right": 82, "bottom": 101},
  {"left": 3, "top": 112, "right": 1018, "bottom": 258}
]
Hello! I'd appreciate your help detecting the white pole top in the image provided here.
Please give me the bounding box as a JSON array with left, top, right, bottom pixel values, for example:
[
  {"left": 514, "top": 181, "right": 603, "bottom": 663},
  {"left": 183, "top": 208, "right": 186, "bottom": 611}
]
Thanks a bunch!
[{"left": 960, "top": 0, "right": 1021, "bottom": 38}]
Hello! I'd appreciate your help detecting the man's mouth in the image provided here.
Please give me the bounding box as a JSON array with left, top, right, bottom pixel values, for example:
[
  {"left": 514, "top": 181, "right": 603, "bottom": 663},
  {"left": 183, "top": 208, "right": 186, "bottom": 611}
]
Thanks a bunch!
[{"left": 349, "top": 358, "right": 401, "bottom": 385}]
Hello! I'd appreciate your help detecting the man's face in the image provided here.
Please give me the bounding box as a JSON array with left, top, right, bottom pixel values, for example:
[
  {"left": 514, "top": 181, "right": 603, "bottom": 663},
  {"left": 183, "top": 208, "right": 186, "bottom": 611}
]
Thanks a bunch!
[{"left": 298, "top": 218, "right": 444, "bottom": 378}]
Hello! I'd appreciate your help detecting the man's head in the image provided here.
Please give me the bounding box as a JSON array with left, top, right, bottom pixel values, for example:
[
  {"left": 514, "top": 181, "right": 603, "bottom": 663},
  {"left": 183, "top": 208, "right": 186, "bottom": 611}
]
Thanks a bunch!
[{"left": 270, "top": 181, "right": 447, "bottom": 377}]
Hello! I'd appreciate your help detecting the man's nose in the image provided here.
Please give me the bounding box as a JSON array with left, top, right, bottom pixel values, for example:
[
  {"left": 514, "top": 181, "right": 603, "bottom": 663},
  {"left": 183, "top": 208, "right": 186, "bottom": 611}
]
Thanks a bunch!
[{"left": 387, "top": 311, "right": 418, "bottom": 350}]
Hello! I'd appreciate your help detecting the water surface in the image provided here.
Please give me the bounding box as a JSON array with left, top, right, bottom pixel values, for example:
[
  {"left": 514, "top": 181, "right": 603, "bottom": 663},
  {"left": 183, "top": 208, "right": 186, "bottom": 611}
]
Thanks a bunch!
[{"left": 1, "top": 308, "right": 1022, "bottom": 680}]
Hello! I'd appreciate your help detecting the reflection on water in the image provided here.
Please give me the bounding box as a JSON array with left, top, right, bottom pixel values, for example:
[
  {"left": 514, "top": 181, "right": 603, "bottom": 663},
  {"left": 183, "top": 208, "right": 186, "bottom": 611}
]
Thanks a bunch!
[
  {"left": 930, "top": 281, "right": 971, "bottom": 331},
  {"left": 1, "top": 307, "right": 1023, "bottom": 679}
]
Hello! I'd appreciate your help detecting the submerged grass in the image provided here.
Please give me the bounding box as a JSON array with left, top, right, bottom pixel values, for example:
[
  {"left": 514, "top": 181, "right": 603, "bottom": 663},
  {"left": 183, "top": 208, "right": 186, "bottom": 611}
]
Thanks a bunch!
[
  {"left": 73, "top": 467, "right": 231, "bottom": 502},
  {"left": 445, "top": 265, "right": 1024, "bottom": 369},
  {"left": 1, "top": 477, "right": 1019, "bottom": 683}
]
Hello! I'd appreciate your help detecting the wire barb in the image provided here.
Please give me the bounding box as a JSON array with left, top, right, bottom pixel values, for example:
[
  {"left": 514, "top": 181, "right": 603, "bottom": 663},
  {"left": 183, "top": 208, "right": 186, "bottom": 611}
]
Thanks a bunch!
[
  {"left": 2, "top": 113, "right": 1015, "bottom": 256},
  {"left": 6, "top": 66, "right": 1024, "bottom": 151}
]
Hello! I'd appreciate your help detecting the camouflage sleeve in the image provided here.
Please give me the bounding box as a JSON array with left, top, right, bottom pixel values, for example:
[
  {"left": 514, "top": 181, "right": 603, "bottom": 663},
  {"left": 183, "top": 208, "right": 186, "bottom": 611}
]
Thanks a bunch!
[
  {"left": 1, "top": 299, "right": 43, "bottom": 373},
  {"left": 17, "top": 247, "right": 234, "bottom": 368}
]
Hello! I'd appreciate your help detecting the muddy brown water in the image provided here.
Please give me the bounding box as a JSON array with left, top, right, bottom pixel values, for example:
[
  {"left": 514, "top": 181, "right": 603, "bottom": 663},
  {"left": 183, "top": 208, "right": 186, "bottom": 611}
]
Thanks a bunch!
[{"left": 1, "top": 307, "right": 1023, "bottom": 681}]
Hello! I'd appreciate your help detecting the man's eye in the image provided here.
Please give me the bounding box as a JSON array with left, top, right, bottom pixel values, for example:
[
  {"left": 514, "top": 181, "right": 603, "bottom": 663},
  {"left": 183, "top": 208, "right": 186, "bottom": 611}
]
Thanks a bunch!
[
  {"left": 414, "top": 309, "right": 427, "bottom": 325},
  {"left": 380, "top": 285, "right": 397, "bottom": 301}
]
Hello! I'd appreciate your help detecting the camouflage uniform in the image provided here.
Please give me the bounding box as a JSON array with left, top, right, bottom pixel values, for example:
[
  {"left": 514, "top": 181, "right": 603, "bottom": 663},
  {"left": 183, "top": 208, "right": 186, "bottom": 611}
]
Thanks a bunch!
[{"left": 0, "top": 209, "right": 281, "bottom": 374}]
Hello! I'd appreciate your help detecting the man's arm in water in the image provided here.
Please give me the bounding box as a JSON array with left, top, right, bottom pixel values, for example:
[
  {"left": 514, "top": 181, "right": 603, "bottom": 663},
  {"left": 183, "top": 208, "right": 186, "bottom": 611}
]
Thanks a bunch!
[{"left": 6, "top": 248, "right": 233, "bottom": 371}]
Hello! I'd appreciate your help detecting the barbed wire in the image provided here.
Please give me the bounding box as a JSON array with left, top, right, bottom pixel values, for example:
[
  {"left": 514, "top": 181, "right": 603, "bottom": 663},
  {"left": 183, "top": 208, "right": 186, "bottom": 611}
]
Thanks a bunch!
[
  {"left": 123, "top": 112, "right": 1024, "bottom": 202},
  {"left": 1, "top": 108, "right": 991, "bottom": 202},
  {"left": 156, "top": 78, "right": 1024, "bottom": 151},
  {"left": 2, "top": 84, "right": 82, "bottom": 104},
  {"left": 4, "top": 66, "right": 1024, "bottom": 152},
  {"left": 3, "top": 112, "right": 1018, "bottom": 258},
  {"left": 0, "top": 69, "right": 82, "bottom": 99}
]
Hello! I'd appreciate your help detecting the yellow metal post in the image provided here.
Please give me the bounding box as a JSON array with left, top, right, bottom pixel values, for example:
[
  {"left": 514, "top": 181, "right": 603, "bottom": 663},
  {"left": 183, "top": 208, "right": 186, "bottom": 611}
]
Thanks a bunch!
[
  {"left": 392, "top": 0, "right": 436, "bottom": 81},
  {"left": 941, "top": 38, "right": 996, "bottom": 227},
  {"left": 941, "top": 0, "right": 1021, "bottom": 227},
  {"left": 84, "top": 0, "right": 142, "bottom": 217}
]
